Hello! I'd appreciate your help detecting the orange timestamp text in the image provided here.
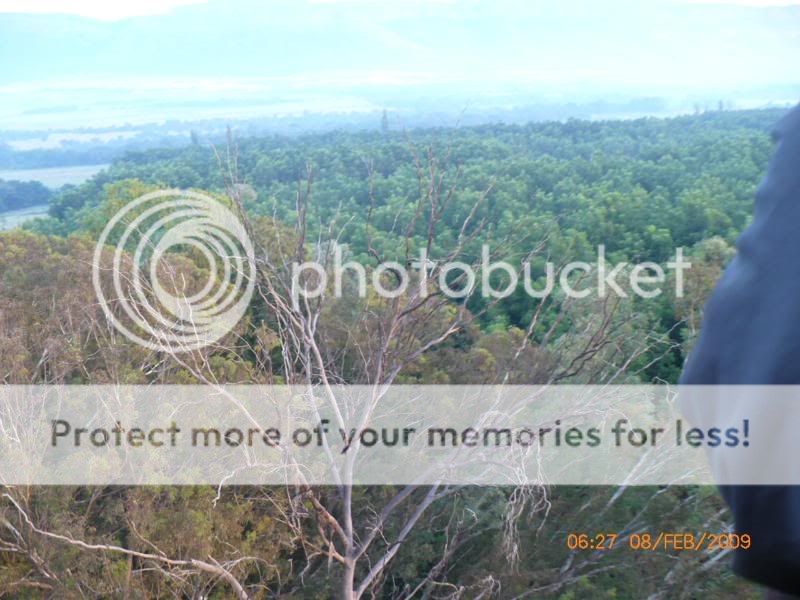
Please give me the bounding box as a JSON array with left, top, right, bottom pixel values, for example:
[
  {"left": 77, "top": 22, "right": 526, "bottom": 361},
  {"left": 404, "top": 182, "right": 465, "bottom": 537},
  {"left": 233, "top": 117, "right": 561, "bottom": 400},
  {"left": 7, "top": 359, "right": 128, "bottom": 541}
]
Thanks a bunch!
[{"left": 566, "top": 532, "right": 751, "bottom": 551}]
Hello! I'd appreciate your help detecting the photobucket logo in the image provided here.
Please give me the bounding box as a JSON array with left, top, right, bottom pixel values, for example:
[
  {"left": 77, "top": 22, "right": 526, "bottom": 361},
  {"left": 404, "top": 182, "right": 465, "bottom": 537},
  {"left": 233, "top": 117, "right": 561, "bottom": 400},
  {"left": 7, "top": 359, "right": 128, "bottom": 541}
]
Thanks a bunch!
[
  {"left": 92, "top": 190, "right": 256, "bottom": 352},
  {"left": 292, "top": 244, "right": 691, "bottom": 309}
]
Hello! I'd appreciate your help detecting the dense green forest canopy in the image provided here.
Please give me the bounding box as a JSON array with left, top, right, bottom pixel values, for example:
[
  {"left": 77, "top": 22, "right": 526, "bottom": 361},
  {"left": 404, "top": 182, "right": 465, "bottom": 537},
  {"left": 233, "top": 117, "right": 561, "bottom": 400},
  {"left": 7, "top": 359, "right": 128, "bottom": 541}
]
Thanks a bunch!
[
  {"left": 45, "top": 109, "right": 779, "bottom": 255},
  {"left": 37, "top": 109, "right": 775, "bottom": 269},
  {"left": 29, "top": 108, "right": 783, "bottom": 383}
]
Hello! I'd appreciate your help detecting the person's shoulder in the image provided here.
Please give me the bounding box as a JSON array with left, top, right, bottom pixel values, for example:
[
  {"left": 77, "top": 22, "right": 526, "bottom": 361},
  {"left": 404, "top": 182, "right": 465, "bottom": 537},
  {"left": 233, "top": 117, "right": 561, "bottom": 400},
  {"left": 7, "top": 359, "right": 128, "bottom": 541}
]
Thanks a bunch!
[{"left": 774, "top": 103, "right": 800, "bottom": 140}]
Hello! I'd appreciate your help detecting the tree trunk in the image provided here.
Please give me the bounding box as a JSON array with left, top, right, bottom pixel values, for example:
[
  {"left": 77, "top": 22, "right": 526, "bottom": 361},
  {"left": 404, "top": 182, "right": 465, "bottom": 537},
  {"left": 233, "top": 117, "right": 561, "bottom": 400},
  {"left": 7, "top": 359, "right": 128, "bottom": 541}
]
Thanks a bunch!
[{"left": 342, "top": 558, "right": 357, "bottom": 600}]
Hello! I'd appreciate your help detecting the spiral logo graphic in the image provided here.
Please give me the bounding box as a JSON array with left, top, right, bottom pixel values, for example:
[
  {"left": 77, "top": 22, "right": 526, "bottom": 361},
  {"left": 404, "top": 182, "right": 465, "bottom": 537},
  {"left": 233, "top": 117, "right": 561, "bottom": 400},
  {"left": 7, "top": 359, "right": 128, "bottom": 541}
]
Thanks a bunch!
[{"left": 92, "top": 189, "right": 256, "bottom": 353}]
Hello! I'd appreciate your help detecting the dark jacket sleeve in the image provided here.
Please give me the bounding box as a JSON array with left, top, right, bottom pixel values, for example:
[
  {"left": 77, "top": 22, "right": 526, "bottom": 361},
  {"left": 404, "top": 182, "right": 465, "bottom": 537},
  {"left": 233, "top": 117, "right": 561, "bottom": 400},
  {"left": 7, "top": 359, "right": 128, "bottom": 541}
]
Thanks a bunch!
[{"left": 680, "top": 103, "right": 800, "bottom": 595}]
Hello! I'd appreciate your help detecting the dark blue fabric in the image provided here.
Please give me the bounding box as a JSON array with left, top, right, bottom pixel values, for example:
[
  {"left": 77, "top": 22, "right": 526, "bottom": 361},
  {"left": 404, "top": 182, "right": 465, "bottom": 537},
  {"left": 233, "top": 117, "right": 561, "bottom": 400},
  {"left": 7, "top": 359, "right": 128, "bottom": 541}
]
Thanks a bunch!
[{"left": 680, "top": 104, "right": 800, "bottom": 595}]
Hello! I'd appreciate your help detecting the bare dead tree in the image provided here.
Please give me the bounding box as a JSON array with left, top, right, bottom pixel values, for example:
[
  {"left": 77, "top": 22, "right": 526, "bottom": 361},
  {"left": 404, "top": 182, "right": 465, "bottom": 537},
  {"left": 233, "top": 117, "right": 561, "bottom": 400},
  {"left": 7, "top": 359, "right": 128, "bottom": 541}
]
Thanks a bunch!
[{"left": 204, "top": 137, "right": 678, "bottom": 599}]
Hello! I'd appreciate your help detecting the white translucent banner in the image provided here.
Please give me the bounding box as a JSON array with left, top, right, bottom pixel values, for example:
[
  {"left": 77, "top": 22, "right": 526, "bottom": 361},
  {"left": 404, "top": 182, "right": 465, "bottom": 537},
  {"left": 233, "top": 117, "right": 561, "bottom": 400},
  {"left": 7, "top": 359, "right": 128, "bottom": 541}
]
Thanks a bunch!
[{"left": 0, "top": 385, "right": 785, "bottom": 485}]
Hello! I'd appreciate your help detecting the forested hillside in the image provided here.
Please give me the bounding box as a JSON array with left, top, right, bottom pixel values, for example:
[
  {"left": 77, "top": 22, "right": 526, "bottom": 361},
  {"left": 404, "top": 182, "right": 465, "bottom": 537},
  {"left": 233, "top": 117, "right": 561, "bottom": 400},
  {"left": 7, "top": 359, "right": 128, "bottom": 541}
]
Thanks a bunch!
[{"left": 0, "top": 108, "right": 784, "bottom": 598}]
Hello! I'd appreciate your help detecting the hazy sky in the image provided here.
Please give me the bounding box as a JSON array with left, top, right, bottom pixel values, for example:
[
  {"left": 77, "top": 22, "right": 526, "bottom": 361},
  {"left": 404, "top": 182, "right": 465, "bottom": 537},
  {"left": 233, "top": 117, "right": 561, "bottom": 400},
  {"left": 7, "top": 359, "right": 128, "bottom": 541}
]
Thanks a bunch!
[
  {"left": 0, "top": 0, "right": 206, "bottom": 19},
  {"left": 0, "top": 0, "right": 797, "bottom": 132},
  {"left": 1, "top": 0, "right": 800, "bottom": 20}
]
